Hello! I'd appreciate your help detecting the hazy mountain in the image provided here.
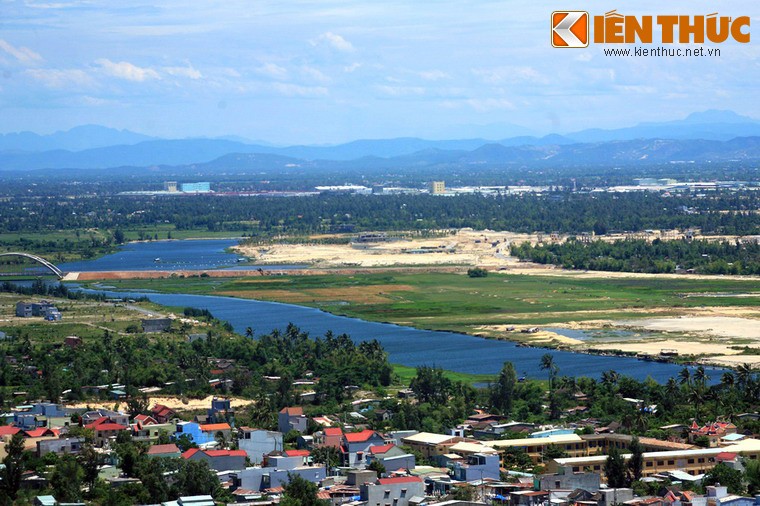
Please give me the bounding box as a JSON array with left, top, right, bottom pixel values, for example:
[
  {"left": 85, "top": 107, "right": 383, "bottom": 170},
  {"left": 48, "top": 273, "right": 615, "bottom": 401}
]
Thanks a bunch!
[
  {"left": 1, "top": 110, "right": 759, "bottom": 171},
  {"left": 567, "top": 110, "right": 760, "bottom": 142},
  {"left": 0, "top": 125, "right": 156, "bottom": 152}
]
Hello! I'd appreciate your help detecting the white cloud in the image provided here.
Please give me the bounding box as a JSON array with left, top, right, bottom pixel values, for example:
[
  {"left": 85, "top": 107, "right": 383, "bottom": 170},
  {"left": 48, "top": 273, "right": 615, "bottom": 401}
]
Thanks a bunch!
[
  {"left": 271, "top": 82, "right": 328, "bottom": 97},
  {"left": 301, "top": 65, "right": 330, "bottom": 84},
  {"left": 472, "top": 66, "right": 547, "bottom": 85},
  {"left": 463, "top": 98, "right": 515, "bottom": 112},
  {"left": 311, "top": 32, "right": 355, "bottom": 52},
  {"left": 417, "top": 70, "right": 449, "bottom": 81},
  {"left": 95, "top": 58, "right": 160, "bottom": 82},
  {"left": 257, "top": 62, "right": 288, "bottom": 80},
  {"left": 343, "top": 62, "right": 361, "bottom": 73},
  {"left": 575, "top": 53, "right": 593, "bottom": 62},
  {"left": 375, "top": 84, "right": 426, "bottom": 97},
  {"left": 0, "top": 39, "right": 43, "bottom": 65},
  {"left": 25, "top": 68, "right": 93, "bottom": 88},
  {"left": 164, "top": 64, "right": 202, "bottom": 80}
]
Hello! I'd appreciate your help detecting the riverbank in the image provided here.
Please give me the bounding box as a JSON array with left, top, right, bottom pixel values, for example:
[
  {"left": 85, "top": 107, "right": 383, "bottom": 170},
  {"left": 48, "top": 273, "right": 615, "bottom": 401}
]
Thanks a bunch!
[{"left": 74, "top": 269, "right": 760, "bottom": 370}]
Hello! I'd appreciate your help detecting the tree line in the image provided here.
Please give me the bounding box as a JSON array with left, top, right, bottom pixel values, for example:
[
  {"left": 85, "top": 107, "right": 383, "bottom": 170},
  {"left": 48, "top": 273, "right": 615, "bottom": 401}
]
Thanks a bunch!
[{"left": 511, "top": 238, "right": 760, "bottom": 274}]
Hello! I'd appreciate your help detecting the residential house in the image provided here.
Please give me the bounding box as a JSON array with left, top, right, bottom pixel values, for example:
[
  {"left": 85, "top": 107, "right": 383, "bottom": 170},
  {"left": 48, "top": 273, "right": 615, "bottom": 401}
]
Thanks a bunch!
[
  {"left": 366, "top": 444, "right": 416, "bottom": 473},
  {"left": 151, "top": 404, "right": 176, "bottom": 424},
  {"left": 141, "top": 318, "right": 172, "bottom": 333},
  {"left": 174, "top": 421, "right": 231, "bottom": 446},
  {"left": 238, "top": 428, "right": 283, "bottom": 464},
  {"left": 317, "top": 427, "right": 343, "bottom": 448},
  {"left": 81, "top": 409, "right": 130, "bottom": 428},
  {"left": 451, "top": 453, "right": 501, "bottom": 482},
  {"left": 36, "top": 437, "right": 84, "bottom": 457},
  {"left": 133, "top": 421, "right": 177, "bottom": 443},
  {"left": 16, "top": 302, "right": 33, "bottom": 317},
  {"left": 359, "top": 476, "right": 425, "bottom": 506},
  {"left": 343, "top": 429, "right": 387, "bottom": 467},
  {"left": 207, "top": 398, "right": 234, "bottom": 425},
  {"left": 183, "top": 448, "right": 247, "bottom": 472},
  {"left": 401, "top": 432, "right": 467, "bottom": 459},
  {"left": 689, "top": 421, "right": 738, "bottom": 447},
  {"left": 64, "top": 336, "right": 81, "bottom": 348},
  {"left": 237, "top": 461, "right": 327, "bottom": 491},
  {"left": 277, "top": 407, "right": 308, "bottom": 434},
  {"left": 147, "top": 444, "right": 182, "bottom": 458},
  {"left": 538, "top": 465, "right": 601, "bottom": 492},
  {"left": 85, "top": 417, "right": 130, "bottom": 446}
]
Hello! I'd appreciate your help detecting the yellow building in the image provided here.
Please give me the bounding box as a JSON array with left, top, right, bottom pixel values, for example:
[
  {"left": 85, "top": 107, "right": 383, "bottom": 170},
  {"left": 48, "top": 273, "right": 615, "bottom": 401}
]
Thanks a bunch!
[
  {"left": 430, "top": 181, "right": 446, "bottom": 194},
  {"left": 547, "top": 438, "right": 760, "bottom": 479}
]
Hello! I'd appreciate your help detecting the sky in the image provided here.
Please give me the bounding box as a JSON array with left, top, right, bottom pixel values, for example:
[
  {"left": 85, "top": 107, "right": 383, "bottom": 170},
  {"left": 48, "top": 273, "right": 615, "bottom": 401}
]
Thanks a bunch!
[{"left": 0, "top": 0, "right": 758, "bottom": 144}]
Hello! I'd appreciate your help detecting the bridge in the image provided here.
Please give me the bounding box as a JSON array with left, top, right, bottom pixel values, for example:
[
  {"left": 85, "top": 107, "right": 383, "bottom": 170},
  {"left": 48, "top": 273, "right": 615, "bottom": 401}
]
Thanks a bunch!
[{"left": 0, "top": 252, "right": 65, "bottom": 279}]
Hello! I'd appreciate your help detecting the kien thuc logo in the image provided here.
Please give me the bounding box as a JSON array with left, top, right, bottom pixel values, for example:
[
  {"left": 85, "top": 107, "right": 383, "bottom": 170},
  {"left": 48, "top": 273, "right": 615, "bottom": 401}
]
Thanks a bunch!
[
  {"left": 552, "top": 11, "right": 589, "bottom": 47},
  {"left": 551, "top": 10, "right": 750, "bottom": 47}
]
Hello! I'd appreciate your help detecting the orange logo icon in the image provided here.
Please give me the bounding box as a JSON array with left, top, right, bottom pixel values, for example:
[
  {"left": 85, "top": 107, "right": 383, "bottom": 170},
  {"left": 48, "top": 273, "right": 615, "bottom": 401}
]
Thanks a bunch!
[{"left": 552, "top": 11, "right": 589, "bottom": 47}]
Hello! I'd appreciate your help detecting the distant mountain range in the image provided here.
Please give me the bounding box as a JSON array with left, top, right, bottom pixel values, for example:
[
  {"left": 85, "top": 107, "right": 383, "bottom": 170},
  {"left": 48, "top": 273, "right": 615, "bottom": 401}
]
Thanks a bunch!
[{"left": 1, "top": 110, "right": 759, "bottom": 171}]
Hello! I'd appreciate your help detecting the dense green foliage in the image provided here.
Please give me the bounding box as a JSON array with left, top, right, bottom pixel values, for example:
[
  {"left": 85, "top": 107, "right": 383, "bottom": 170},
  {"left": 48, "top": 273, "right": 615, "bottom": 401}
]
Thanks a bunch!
[
  {"left": 512, "top": 238, "right": 760, "bottom": 274},
  {"left": 0, "top": 322, "right": 392, "bottom": 413},
  {"left": 1, "top": 192, "right": 758, "bottom": 243}
]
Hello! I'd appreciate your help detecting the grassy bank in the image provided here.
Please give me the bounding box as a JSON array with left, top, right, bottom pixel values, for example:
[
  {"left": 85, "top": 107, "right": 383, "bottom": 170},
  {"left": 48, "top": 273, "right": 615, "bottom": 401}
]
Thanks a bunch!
[{"left": 77, "top": 271, "right": 760, "bottom": 332}]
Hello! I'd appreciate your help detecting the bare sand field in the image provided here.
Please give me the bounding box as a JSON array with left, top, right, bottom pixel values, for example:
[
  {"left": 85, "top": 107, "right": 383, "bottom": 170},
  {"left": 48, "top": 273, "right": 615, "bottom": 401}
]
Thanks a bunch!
[{"left": 66, "top": 395, "right": 254, "bottom": 412}]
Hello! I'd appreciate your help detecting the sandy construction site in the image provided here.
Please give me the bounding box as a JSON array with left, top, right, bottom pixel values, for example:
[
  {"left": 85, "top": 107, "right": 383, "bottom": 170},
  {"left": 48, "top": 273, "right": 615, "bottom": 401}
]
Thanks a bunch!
[{"left": 234, "top": 229, "right": 532, "bottom": 268}]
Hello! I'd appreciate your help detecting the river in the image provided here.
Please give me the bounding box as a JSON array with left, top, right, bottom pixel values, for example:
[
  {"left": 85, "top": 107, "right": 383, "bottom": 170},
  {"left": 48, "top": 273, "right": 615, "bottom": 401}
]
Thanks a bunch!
[{"left": 62, "top": 239, "right": 710, "bottom": 382}]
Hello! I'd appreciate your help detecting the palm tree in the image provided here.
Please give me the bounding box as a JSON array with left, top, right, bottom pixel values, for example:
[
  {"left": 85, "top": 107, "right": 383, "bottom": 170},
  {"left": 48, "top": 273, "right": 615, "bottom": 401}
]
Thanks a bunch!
[
  {"left": 720, "top": 371, "right": 735, "bottom": 390},
  {"left": 694, "top": 366, "right": 709, "bottom": 388},
  {"left": 688, "top": 386, "right": 705, "bottom": 422},
  {"left": 678, "top": 367, "right": 691, "bottom": 387},
  {"left": 601, "top": 370, "right": 620, "bottom": 392},
  {"left": 245, "top": 327, "right": 254, "bottom": 338},
  {"left": 540, "top": 354, "right": 558, "bottom": 389},
  {"left": 736, "top": 363, "right": 753, "bottom": 392}
]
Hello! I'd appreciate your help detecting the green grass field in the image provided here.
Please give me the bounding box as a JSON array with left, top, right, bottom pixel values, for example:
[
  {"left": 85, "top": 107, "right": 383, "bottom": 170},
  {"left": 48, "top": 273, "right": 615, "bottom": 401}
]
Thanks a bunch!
[{"left": 78, "top": 272, "right": 760, "bottom": 334}]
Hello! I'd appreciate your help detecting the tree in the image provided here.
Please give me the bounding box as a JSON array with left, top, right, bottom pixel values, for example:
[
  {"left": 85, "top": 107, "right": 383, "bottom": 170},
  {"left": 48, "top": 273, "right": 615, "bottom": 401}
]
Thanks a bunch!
[
  {"left": 703, "top": 462, "right": 744, "bottom": 494},
  {"left": 490, "top": 361, "right": 517, "bottom": 415},
  {"left": 467, "top": 267, "right": 488, "bottom": 278},
  {"left": 245, "top": 327, "right": 254, "bottom": 338},
  {"left": 280, "top": 473, "right": 329, "bottom": 506},
  {"left": 604, "top": 447, "right": 628, "bottom": 488},
  {"left": 452, "top": 484, "right": 477, "bottom": 500},
  {"left": 745, "top": 458, "right": 760, "bottom": 495},
  {"left": 78, "top": 443, "right": 102, "bottom": 491},
  {"left": 367, "top": 459, "right": 386, "bottom": 478},
  {"left": 311, "top": 445, "right": 341, "bottom": 469},
  {"left": 50, "top": 455, "right": 84, "bottom": 502},
  {"left": 172, "top": 460, "right": 224, "bottom": 498},
  {"left": 627, "top": 436, "right": 644, "bottom": 483},
  {"left": 0, "top": 433, "right": 26, "bottom": 500},
  {"left": 410, "top": 366, "right": 451, "bottom": 405}
]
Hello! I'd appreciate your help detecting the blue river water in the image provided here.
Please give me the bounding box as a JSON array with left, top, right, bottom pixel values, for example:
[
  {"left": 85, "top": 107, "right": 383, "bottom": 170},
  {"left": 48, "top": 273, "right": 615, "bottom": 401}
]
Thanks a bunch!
[
  {"left": 58, "top": 239, "right": 305, "bottom": 272},
  {"left": 58, "top": 239, "right": 713, "bottom": 382}
]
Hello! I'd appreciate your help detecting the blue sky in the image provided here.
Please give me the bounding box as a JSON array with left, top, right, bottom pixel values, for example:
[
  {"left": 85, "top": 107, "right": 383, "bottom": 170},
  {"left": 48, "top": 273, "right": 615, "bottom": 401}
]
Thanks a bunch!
[{"left": 0, "top": 0, "right": 757, "bottom": 144}]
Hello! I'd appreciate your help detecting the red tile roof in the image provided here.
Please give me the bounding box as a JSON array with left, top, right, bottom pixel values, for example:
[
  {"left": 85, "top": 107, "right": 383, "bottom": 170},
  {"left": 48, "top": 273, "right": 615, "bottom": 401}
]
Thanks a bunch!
[
  {"left": 182, "top": 448, "right": 202, "bottom": 459},
  {"left": 284, "top": 449, "right": 310, "bottom": 457},
  {"left": 716, "top": 452, "right": 738, "bottom": 462},
  {"left": 344, "top": 430, "right": 377, "bottom": 443},
  {"left": 24, "top": 428, "right": 54, "bottom": 438},
  {"left": 134, "top": 414, "right": 158, "bottom": 425},
  {"left": 279, "top": 406, "right": 303, "bottom": 416},
  {"left": 89, "top": 423, "right": 128, "bottom": 432},
  {"left": 369, "top": 444, "right": 395, "bottom": 455},
  {"left": 324, "top": 427, "right": 343, "bottom": 437},
  {"left": 0, "top": 426, "right": 21, "bottom": 436},
  {"left": 147, "top": 444, "right": 180, "bottom": 455},
  {"left": 205, "top": 449, "right": 247, "bottom": 458},
  {"left": 199, "top": 423, "right": 231, "bottom": 432},
  {"left": 378, "top": 476, "right": 422, "bottom": 485}
]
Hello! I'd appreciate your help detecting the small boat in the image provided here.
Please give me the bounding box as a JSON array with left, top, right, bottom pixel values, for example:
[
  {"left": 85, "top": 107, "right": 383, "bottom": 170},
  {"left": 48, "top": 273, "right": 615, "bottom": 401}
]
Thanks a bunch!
[{"left": 154, "top": 258, "right": 161, "bottom": 263}]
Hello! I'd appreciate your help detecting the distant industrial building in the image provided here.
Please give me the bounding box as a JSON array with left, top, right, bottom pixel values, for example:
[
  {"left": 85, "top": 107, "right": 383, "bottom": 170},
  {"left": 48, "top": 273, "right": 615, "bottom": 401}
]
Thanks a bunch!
[
  {"left": 164, "top": 181, "right": 178, "bottom": 192},
  {"left": 180, "top": 182, "right": 211, "bottom": 193},
  {"left": 430, "top": 181, "right": 446, "bottom": 194}
]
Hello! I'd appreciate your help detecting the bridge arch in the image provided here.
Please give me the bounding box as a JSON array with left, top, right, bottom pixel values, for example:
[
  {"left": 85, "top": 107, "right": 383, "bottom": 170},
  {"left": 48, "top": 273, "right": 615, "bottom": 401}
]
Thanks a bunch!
[{"left": 0, "top": 252, "right": 65, "bottom": 279}]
